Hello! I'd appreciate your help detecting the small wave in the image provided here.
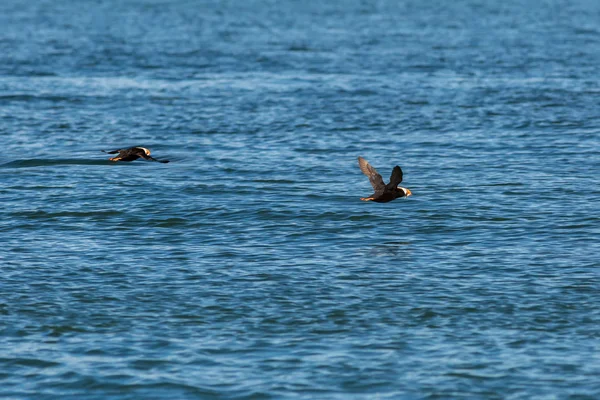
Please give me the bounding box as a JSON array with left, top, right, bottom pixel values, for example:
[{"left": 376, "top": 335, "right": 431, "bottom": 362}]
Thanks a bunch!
[
  {"left": 0, "top": 159, "right": 115, "bottom": 168},
  {"left": 0, "top": 94, "right": 78, "bottom": 102},
  {"left": 0, "top": 158, "right": 176, "bottom": 168},
  {"left": 10, "top": 210, "right": 124, "bottom": 219},
  {"left": 287, "top": 44, "right": 314, "bottom": 52},
  {"left": 1, "top": 357, "right": 61, "bottom": 368}
]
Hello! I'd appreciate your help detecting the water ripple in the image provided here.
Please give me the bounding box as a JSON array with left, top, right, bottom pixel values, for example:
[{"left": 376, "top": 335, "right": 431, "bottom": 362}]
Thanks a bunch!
[{"left": 1, "top": 0, "right": 600, "bottom": 398}]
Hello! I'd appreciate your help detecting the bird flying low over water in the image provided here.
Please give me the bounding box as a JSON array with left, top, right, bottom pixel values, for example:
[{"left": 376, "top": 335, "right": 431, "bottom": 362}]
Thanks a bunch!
[
  {"left": 358, "top": 156, "right": 411, "bottom": 203},
  {"left": 102, "top": 147, "right": 169, "bottom": 163}
]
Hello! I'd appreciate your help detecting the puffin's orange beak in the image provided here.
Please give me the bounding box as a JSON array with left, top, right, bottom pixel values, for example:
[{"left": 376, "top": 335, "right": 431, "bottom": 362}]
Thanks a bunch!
[{"left": 405, "top": 189, "right": 412, "bottom": 197}]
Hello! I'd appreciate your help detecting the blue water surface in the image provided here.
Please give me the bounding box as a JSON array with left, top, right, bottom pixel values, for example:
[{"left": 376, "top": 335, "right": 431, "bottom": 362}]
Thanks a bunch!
[{"left": 1, "top": 0, "right": 600, "bottom": 398}]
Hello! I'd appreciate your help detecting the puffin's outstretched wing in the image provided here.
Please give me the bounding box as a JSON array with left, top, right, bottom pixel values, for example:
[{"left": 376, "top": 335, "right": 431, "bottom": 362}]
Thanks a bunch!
[
  {"left": 140, "top": 154, "right": 170, "bottom": 163},
  {"left": 387, "top": 166, "right": 403, "bottom": 189},
  {"left": 358, "top": 157, "right": 385, "bottom": 194}
]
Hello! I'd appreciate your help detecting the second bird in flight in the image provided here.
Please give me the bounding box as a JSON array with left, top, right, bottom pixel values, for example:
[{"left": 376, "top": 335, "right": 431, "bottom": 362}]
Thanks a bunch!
[{"left": 358, "top": 156, "right": 411, "bottom": 203}]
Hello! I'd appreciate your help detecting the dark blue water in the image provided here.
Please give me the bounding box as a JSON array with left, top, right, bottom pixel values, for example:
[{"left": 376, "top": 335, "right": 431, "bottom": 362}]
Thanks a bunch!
[{"left": 2, "top": 0, "right": 600, "bottom": 398}]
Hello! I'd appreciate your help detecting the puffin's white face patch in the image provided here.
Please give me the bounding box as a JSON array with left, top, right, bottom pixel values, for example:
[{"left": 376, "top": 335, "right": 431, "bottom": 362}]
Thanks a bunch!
[{"left": 136, "top": 147, "right": 151, "bottom": 155}]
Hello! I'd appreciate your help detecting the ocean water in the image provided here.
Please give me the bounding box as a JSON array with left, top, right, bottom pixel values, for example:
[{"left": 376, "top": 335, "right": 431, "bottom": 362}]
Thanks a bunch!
[{"left": 1, "top": 0, "right": 600, "bottom": 398}]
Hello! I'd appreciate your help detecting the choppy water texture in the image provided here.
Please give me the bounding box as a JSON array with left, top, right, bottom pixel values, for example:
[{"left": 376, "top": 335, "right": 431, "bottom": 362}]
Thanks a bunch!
[{"left": 1, "top": 0, "right": 600, "bottom": 398}]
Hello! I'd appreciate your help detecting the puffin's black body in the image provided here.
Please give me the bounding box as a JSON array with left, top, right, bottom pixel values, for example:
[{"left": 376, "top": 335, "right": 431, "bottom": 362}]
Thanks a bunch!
[
  {"left": 358, "top": 156, "right": 411, "bottom": 203},
  {"left": 102, "top": 147, "right": 169, "bottom": 163}
]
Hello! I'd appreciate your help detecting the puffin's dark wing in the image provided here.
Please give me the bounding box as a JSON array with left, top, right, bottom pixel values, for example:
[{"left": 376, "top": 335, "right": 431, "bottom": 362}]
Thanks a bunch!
[
  {"left": 141, "top": 154, "right": 170, "bottom": 163},
  {"left": 386, "top": 166, "right": 403, "bottom": 189},
  {"left": 358, "top": 157, "right": 385, "bottom": 194}
]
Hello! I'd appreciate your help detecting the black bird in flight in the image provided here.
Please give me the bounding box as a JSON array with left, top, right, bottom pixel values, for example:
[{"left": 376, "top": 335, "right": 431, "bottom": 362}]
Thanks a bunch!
[
  {"left": 358, "top": 156, "right": 411, "bottom": 202},
  {"left": 102, "top": 147, "right": 169, "bottom": 163}
]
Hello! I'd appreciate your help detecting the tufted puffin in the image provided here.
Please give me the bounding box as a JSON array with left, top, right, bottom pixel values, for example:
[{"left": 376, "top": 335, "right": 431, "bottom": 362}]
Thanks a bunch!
[
  {"left": 358, "top": 156, "right": 411, "bottom": 202},
  {"left": 102, "top": 147, "right": 169, "bottom": 163}
]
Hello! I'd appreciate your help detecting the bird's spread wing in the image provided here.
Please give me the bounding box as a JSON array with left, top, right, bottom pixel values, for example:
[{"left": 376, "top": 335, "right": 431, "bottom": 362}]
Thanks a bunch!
[
  {"left": 141, "top": 154, "right": 169, "bottom": 163},
  {"left": 386, "top": 166, "right": 403, "bottom": 189},
  {"left": 358, "top": 157, "right": 385, "bottom": 194}
]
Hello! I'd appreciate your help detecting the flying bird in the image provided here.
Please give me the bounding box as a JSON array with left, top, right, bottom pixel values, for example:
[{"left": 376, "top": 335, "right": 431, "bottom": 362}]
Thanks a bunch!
[
  {"left": 102, "top": 147, "right": 169, "bottom": 163},
  {"left": 358, "top": 156, "right": 411, "bottom": 202}
]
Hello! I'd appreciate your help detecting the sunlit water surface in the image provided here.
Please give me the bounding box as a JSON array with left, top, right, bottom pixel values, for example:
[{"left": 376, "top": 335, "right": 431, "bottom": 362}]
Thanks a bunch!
[{"left": 1, "top": 0, "right": 599, "bottom": 398}]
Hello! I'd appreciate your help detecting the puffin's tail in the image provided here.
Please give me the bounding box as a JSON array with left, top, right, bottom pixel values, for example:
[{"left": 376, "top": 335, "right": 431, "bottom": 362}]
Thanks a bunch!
[{"left": 101, "top": 149, "right": 120, "bottom": 154}]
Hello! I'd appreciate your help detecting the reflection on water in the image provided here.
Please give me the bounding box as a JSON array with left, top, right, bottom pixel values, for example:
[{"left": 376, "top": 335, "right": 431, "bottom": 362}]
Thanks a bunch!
[{"left": 366, "top": 241, "right": 413, "bottom": 258}]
